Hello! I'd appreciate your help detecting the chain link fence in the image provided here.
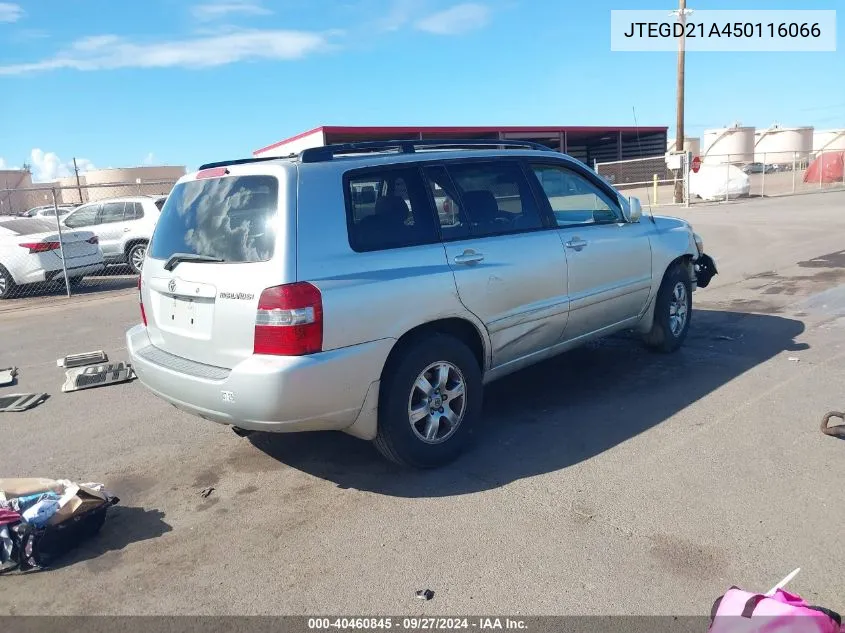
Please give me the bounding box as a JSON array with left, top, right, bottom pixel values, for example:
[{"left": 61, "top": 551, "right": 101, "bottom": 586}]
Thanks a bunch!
[
  {"left": 595, "top": 155, "right": 690, "bottom": 207},
  {"left": 596, "top": 150, "right": 845, "bottom": 207},
  {"left": 0, "top": 180, "right": 176, "bottom": 303}
]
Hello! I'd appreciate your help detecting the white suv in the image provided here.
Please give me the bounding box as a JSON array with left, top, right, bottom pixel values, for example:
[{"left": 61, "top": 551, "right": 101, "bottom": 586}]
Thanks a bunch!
[
  {"left": 127, "top": 140, "right": 717, "bottom": 468},
  {"left": 62, "top": 195, "right": 166, "bottom": 274}
]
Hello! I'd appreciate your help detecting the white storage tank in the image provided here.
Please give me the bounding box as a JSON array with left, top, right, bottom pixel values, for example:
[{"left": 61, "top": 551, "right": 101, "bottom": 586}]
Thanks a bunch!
[
  {"left": 702, "top": 123, "right": 755, "bottom": 164},
  {"left": 667, "top": 137, "right": 701, "bottom": 156},
  {"left": 754, "top": 125, "right": 813, "bottom": 164},
  {"left": 814, "top": 129, "right": 845, "bottom": 156}
]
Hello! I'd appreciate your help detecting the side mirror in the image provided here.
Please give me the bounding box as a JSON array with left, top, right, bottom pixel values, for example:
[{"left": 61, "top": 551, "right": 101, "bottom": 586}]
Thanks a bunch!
[{"left": 624, "top": 196, "right": 642, "bottom": 223}]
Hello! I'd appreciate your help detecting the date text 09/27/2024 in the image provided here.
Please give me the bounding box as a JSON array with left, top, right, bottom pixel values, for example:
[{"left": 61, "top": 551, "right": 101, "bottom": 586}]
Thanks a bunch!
[
  {"left": 308, "top": 618, "right": 528, "bottom": 630},
  {"left": 623, "top": 22, "right": 822, "bottom": 39}
]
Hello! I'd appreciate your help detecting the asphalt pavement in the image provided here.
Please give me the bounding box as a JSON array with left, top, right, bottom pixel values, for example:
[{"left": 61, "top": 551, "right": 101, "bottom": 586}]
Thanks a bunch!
[{"left": 2, "top": 192, "right": 845, "bottom": 615}]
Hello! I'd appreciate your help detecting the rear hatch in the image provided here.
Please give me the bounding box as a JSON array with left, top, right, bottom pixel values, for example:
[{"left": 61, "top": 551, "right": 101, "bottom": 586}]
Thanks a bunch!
[
  {"left": 1, "top": 218, "right": 100, "bottom": 262},
  {"left": 141, "top": 165, "right": 295, "bottom": 369}
]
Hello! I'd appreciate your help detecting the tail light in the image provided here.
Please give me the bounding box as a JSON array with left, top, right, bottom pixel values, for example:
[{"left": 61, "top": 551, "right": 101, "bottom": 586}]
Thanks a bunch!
[
  {"left": 87, "top": 236, "right": 99, "bottom": 244},
  {"left": 254, "top": 282, "right": 322, "bottom": 356},
  {"left": 138, "top": 276, "right": 147, "bottom": 326},
  {"left": 20, "top": 241, "right": 60, "bottom": 254}
]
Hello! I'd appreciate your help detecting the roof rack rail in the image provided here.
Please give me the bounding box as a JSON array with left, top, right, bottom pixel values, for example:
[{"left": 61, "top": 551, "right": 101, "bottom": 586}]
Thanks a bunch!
[
  {"left": 299, "top": 138, "right": 554, "bottom": 163},
  {"left": 197, "top": 155, "right": 292, "bottom": 171}
]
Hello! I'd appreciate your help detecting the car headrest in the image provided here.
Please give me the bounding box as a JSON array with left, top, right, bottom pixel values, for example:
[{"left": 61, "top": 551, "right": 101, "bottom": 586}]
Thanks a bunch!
[
  {"left": 461, "top": 190, "right": 499, "bottom": 222},
  {"left": 374, "top": 196, "right": 410, "bottom": 223}
]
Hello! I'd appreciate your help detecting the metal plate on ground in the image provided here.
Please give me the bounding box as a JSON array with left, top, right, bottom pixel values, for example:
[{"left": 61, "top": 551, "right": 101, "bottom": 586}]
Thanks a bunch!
[
  {"left": 0, "top": 367, "right": 18, "bottom": 387},
  {"left": 62, "top": 362, "right": 135, "bottom": 393},
  {"left": 0, "top": 393, "right": 47, "bottom": 412},
  {"left": 57, "top": 350, "right": 108, "bottom": 368}
]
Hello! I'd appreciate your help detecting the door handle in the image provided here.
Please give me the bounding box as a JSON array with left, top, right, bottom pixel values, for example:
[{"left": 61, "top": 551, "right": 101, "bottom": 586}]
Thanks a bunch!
[
  {"left": 123, "top": 228, "right": 131, "bottom": 232},
  {"left": 454, "top": 250, "right": 484, "bottom": 265},
  {"left": 565, "top": 238, "right": 587, "bottom": 251}
]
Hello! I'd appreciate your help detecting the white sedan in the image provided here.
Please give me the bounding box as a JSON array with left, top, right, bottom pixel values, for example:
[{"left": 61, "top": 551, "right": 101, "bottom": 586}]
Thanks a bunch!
[{"left": 0, "top": 218, "right": 106, "bottom": 299}]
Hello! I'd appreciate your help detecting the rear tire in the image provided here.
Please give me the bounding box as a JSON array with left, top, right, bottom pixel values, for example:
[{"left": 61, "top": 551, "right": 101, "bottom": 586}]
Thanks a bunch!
[
  {"left": 68, "top": 276, "right": 84, "bottom": 288},
  {"left": 0, "top": 265, "right": 17, "bottom": 300},
  {"left": 374, "top": 334, "right": 483, "bottom": 468},
  {"left": 127, "top": 242, "right": 147, "bottom": 275},
  {"left": 643, "top": 262, "right": 692, "bottom": 353}
]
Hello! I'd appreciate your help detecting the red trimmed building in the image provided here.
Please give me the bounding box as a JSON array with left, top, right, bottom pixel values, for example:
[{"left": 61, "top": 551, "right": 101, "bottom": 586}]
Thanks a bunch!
[{"left": 253, "top": 125, "right": 668, "bottom": 166}]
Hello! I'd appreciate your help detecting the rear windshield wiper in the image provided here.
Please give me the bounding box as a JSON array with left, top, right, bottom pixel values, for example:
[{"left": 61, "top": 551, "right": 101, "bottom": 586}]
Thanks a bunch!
[{"left": 163, "top": 253, "right": 224, "bottom": 271}]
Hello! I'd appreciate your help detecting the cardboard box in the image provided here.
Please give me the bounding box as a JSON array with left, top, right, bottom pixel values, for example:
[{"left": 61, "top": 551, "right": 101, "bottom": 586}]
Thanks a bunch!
[
  {"left": 47, "top": 484, "right": 108, "bottom": 526},
  {"left": 0, "top": 478, "right": 64, "bottom": 498}
]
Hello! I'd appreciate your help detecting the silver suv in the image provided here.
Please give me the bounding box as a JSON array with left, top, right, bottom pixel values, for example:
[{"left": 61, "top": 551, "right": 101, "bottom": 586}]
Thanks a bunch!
[
  {"left": 63, "top": 195, "right": 166, "bottom": 274},
  {"left": 127, "top": 140, "right": 717, "bottom": 468}
]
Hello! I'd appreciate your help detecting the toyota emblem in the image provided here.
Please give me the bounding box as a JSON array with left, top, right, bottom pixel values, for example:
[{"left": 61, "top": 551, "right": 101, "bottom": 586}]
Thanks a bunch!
[{"left": 168, "top": 279, "right": 176, "bottom": 292}]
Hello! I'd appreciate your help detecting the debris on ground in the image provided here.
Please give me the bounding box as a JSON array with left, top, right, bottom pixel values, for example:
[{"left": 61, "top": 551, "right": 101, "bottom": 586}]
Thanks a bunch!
[
  {"left": 61, "top": 362, "right": 135, "bottom": 393},
  {"left": 0, "top": 367, "right": 18, "bottom": 387},
  {"left": 56, "top": 351, "right": 108, "bottom": 369},
  {"left": 415, "top": 589, "right": 435, "bottom": 601},
  {"left": 820, "top": 411, "right": 845, "bottom": 438},
  {"left": 0, "top": 477, "right": 118, "bottom": 572},
  {"left": 200, "top": 487, "right": 215, "bottom": 498},
  {"left": 0, "top": 393, "right": 48, "bottom": 413}
]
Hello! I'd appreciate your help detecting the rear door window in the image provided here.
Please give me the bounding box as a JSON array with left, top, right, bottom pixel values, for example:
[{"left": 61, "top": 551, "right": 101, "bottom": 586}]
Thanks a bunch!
[
  {"left": 99, "top": 202, "right": 126, "bottom": 224},
  {"left": 149, "top": 175, "right": 279, "bottom": 263},
  {"left": 124, "top": 202, "right": 145, "bottom": 221},
  {"left": 345, "top": 167, "right": 439, "bottom": 252}
]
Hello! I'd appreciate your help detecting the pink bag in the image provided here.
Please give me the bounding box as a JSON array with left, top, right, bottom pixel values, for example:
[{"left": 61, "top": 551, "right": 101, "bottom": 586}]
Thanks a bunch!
[{"left": 709, "top": 586, "right": 842, "bottom": 633}]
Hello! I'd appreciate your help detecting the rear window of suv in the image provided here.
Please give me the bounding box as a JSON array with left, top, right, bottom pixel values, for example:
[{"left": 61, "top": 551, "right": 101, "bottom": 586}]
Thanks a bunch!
[
  {"left": 344, "top": 167, "right": 439, "bottom": 252},
  {"left": 149, "top": 175, "right": 278, "bottom": 263}
]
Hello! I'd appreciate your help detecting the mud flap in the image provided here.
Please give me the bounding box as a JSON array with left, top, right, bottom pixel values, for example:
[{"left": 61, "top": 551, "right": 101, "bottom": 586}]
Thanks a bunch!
[
  {"left": 57, "top": 351, "right": 108, "bottom": 369},
  {"left": 0, "top": 393, "right": 48, "bottom": 412},
  {"left": 695, "top": 253, "right": 718, "bottom": 288},
  {"left": 62, "top": 362, "right": 135, "bottom": 393},
  {"left": 0, "top": 367, "right": 18, "bottom": 387}
]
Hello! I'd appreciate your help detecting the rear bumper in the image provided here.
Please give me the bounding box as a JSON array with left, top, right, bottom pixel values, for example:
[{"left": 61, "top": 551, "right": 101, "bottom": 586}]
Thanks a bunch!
[
  {"left": 17, "top": 258, "right": 105, "bottom": 285},
  {"left": 126, "top": 325, "right": 393, "bottom": 433},
  {"left": 44, "top": 261, "right": 106, "bottom": 282}
]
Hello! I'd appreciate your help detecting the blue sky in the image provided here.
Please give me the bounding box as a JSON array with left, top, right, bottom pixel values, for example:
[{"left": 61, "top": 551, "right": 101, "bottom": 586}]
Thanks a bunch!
[{"left": 0, "top": 0, "right": 842, "bottom": 180}]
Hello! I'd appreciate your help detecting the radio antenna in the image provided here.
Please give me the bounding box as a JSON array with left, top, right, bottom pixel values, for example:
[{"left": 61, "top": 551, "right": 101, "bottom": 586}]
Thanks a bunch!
[{"left": 633, "top": 106, "right": 657, "bottom": 225}]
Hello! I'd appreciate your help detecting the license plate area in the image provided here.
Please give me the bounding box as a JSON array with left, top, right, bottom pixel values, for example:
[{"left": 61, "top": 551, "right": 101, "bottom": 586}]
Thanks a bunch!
[{"left": 164, "top": 295, "right": 214, "bottom": 338}]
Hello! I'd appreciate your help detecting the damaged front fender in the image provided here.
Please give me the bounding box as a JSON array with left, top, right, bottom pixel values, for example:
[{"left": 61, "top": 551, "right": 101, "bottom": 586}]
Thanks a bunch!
[{"left": 695, "top": 254, "right": 718, "bottom": 288}]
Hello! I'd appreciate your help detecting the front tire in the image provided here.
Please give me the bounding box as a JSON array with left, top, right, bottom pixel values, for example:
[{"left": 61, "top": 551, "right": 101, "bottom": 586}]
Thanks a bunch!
[
  {"left": 374, "top": 334, "right": 483, "bottom": 468},
  {"left": 0, "top": 265, "right": 17, "bottom": 299},
  {"left": 643, "top": 262, "right": 692, "bottom": 353},
  {"left": 127, "top": 242, "right": 147, "bottom": 275}
]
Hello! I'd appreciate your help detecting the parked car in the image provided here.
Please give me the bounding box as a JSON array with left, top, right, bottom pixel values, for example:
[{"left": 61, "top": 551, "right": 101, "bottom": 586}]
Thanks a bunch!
[
  {"left": 127, "top": 140, "right": 717, "bottom": 468},
  {"left": 691, "top": 164, "right": 752, "bottom": 201},
  {"left": 20, "top": 205, "right": 76, "bottom": 219},
  {"left": 61, "top": 195, "right": 164, "bottom": 274},
  {"left": 742, "top": 162, "right": 776, "bottom": 174},
  {"left": 0, "top": 218, "right": 105, "bottom": 299}
]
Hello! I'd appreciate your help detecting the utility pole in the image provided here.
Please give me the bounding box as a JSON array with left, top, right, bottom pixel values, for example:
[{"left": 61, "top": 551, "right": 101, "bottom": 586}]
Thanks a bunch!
[
  {"left": 672, "top": 0, "right": 692, "bottom": 203},
  {"left": 73, "top": 157, "right": 84, "bottom": 203}
]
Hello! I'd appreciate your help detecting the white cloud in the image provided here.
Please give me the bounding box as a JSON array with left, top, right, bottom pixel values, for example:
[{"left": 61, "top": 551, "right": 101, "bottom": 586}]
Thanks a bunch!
[
  {"left": 0, "top": 2, "right": 24, "bottom": 23},
  {"left": 29, "top": 149, "right": 96, "bottom": 183},
  {"left": 376, "top": 0, "right": 419, "bottom": 32},
  {"left": 0, "top": 29, "right": 335, "bottom": 75},
  {"left": 191, "top": 0, "right": 272, "bottom": 21},
  {"left": 142, "top": 152, "right": 155, "bottom": 165},
  {"left": 0, "top": 157, "right": 5, "bottom": 169},
  {"left": 415, "top": 3, "right": 489, "bottom": 35}
]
